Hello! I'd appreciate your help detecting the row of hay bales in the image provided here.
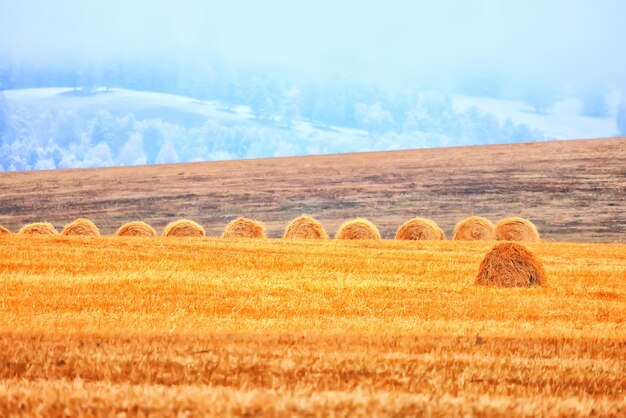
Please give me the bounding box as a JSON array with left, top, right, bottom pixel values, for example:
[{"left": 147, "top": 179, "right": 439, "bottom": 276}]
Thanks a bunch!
[
  {"left": 0, "top": 217, "right": 546, "bottom": 288},
  {"left": 0, "top": 215, "right": 540, "bottom": 241},
  {"left": 288, "top": 215, "right": 539, "bottom": 241}
]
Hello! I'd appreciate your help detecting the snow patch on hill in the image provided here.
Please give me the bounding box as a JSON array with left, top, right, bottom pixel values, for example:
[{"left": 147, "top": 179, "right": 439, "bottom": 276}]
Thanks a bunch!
[{"left": 453, "top": 95, "right": 618, "bottom": 139}]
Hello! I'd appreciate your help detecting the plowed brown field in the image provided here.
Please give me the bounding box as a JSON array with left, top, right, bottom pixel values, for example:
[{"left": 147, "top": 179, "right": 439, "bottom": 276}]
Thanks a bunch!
[{"left": 1, "top": 137, "right": 624, "bottom": 242}]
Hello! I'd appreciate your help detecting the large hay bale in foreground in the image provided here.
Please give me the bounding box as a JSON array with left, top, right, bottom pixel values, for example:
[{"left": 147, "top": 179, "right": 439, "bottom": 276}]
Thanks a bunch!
[
  {"left": 162, "top": 219, "right": 206, "bottom": 237},
  {"left": 283, "top": 215, "right": 328, "bottom": 239},
  {"left": 495, "top": 217, "right": 540, "bottom": 242},
  {"left": 335, "top": 218, "right": 381, "bottom": 240},
  {"left": 0, "top": 225, "right": 11, "bottom": 235},
  {"left": 476, "top": 242, "right": 546, "bottom": 287},
  {"left": 453, "top": 216, "right": 495, "bottom": 241},
  {"left": 395, "top": 217, "right": 445, "bottom": 240},
  {"left": 61, "top": 218, "right": 101, "bottom": 237},
  {"left": 115, "top": 221, "right": 157, "bottom": 237},
  {"left": 222, "top": 217, "right": 266, "bottom": 238},
  {"left": 18, "top": 222, "right": 59, "bottom": 236}
]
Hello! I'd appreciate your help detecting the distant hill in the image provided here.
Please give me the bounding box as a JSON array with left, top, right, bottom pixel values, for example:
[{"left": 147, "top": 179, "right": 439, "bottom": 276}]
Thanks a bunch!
[
  {"left": 0, "top": 137, "right": 624, "bottom": 242},
  {"left": 0, "top": 88, "right": 369, "bottom": 170},
  {"left": 1, "top": 87, "right": 620, "bottom": 172},
  {"left": 453, "top": 94, "right": 619, "bottom": 139}
]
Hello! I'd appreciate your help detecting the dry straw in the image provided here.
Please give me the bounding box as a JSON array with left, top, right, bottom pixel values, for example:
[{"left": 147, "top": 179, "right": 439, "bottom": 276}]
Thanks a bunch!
[
  {"left": 283, "top": 215, "right": 328, "bottom": 239},
  {"left": 61, "top": 218, "right": 101, "bottom": 237},
  {"left": 115, "top": 221, "right": 158, "bottom": 237},
  {"left": 18, "top": 222, "right": 59, "bottom": 236},
  {"left": 0, "top": 225, "right": 11, "bottom": 235},
  {"left": 395, "top": 217, "right": 445, "bottom": 240},
  {"left": 453, "top": 216, "right": 495, "bottom": 241},
  {"left": 162, "top": 219, "right": 206, "bottom": 237},
  {"left": 495, "top": 217, "right": 540, "bottom": 242},
  {"left": 222, "top": 217, "right": 267, "bottom": 238},
  {"left": 476, "top": 242, "right": 546, "bottom": 287},
  {"left": 335, "top": 218, "right": 381, "bottom": 240}
]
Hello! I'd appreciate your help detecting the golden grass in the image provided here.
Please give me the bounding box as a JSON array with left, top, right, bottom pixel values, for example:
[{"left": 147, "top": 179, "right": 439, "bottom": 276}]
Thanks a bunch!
[
  {"left": 0, "top": 225, "right": 11, "bottom": 235},
  {"left": 0, "top": 235, "right": 624, "bottom": 416}
]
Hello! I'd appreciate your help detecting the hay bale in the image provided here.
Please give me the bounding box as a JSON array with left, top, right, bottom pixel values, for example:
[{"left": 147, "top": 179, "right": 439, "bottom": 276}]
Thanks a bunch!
[
  {"left": 283, "top": 215, "right": 328, "bottom": 239},
  {"left": 476, "top": 242, "right": 546, "bottom": 287},
  {"left": 115, "top": 221, "right": 157, "bottom": 237},
  {"left": 162, "top": 219, "right": 206, "bottom": 237},
  {"left": 222, "top": 217, "right": 267, "bottom": 238},
  {"left": 335, "top": 218, "right": 381, "bottom": 240},
  {"left": 395, "top": 217, "right": 445, "bottom": 240},
  {"left": 495, "top": 217, "right": 540, "bottom": 242},
  {"left": 18, "top": 222, "right": 59, "bottom": 236},
  {"left": 453, "top": 216, "right": 495, "bottom": 241},
  {"left": 61, "top": 218, "right": 101, "bottom": 237},
  {"left": 0, "top": 225, "right": 11, "bottom": 235}
]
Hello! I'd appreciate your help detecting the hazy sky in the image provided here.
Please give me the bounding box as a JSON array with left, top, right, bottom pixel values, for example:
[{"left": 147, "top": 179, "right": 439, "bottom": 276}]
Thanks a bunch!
[{"left": 1, "top": 0, "right": 625, "bottom": 87}]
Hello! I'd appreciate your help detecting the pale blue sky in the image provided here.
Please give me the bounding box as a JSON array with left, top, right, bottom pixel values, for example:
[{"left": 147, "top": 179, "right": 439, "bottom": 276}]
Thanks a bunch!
[{"left": 1, "top": 0, "right": 625, "bottom": 87}]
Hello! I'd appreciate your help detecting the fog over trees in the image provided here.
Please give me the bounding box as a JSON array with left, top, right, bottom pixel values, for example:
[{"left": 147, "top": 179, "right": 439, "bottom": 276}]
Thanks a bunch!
[
  {"left": 0, "top": 72, "right": 547, "bottom": 171},
  {"left": 0, "top": 0, "right": 624, "bottom": 171}
]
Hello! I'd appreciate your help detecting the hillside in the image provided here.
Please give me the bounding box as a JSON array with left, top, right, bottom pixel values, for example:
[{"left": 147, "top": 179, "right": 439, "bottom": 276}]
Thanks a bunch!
[{"left": 0, "top": 137, "right": 624, "bottom": 242}]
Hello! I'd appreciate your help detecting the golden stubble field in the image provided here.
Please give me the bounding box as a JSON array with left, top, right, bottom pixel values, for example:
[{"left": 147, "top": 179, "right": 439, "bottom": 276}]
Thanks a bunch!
[{"left": 0, "top": 235, "right": 625, "bottom": 416}]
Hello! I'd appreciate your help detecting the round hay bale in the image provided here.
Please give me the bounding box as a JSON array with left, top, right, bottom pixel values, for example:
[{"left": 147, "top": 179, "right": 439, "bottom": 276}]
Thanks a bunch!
[
  {"left": 222, "top": 217, "right": 267, "bottom": 238},
  {"left": 495, "top": 217, "right": 540, "bottom": 242},
  {"left": 335, "top": 218, "right": 381, "bottom": 240},
  {"left": 61, "top": 218, "right": 101, "bottom": 237},
  {"left": 0, "top": 225, "right": 11, "bottom": 235},
  {"left": 18, "top": 222, "right": 59, "bottom": 236},
  {"left": 476, "top": 242, "right": 546, "bottom": 287},
  {"left": 395, "top": 217, "right": 445, "bottom": 240},
  {"left": 115, "top": 221, "right": 157, "bottom": 238},
  {"left": 162, "top": 219, "right": 206, "bottom": 238},
  {"left": 283, "top": 215, "right": 328, "bottom": 239},
  {"left": 453, "top": 216, "right": 495, "bottom": 241}
]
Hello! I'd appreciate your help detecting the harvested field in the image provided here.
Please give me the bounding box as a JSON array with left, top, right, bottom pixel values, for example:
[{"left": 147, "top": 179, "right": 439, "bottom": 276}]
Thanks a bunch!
[{"left": 0, "top": 235, "right": 624, "bottom": 416}]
